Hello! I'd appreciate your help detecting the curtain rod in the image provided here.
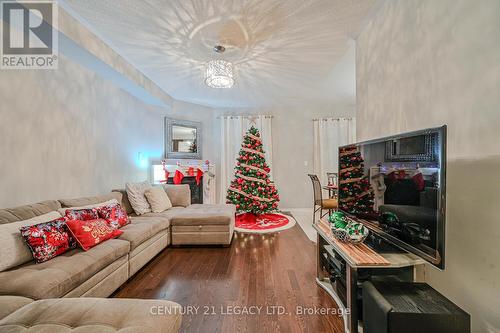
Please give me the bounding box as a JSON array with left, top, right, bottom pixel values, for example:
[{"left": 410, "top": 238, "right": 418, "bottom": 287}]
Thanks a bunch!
[
  {"left": 312, "top": 117, "right": 354, "bottom": 121},
  {"left": 216, "top": 115, "right": 274, "bottom": 119}
]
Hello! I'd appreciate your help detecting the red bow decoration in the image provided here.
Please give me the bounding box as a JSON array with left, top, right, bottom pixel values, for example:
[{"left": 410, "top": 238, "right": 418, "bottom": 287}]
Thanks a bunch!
[
  {"left": 173, "top": 170, "right": 184, "bottom": 185},
  {"left": 187, "top": 167, "right": 195, "bottom": 176}
]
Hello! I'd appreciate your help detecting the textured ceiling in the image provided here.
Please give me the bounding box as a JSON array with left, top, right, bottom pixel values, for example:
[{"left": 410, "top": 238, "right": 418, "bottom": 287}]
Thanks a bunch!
[{"left": 62, "top": 0, "right": 382, "bottom": 108}]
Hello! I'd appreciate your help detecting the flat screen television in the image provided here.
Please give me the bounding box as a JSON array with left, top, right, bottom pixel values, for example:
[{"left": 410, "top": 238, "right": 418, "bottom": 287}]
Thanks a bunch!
[{"left": 338, "top": 126, "right": 446, "bottom": 269}]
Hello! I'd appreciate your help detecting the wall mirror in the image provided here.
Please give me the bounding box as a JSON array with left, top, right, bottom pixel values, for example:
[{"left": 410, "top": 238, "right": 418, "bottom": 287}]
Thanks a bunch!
[{"left": 165, "top": 118, "right": 202, "bottom": 159}]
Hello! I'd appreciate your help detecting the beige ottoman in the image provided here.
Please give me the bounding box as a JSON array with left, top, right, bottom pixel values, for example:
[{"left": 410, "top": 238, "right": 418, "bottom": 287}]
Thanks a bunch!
[{"left": 170, "top": 204, "right": 236, "bottom": 246}]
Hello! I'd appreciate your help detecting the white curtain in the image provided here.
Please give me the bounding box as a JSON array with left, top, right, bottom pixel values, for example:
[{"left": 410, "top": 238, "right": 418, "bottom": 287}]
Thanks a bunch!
[
  {"left": 220, "top": 115, "right": 273, "bottom": 204},
  {"left": 313, "top": 117, "right": 356, "bottom": 185}
]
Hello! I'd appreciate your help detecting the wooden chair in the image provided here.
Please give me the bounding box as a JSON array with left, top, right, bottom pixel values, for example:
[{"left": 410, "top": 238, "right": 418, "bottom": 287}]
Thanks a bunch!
[{"left": 308, "top": 174, "right": 338, "bottom": 224}]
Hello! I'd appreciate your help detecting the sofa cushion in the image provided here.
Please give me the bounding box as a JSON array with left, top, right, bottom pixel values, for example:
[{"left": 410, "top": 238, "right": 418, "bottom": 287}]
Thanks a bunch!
[
  {"left": 170, "top": 204, "right": 236, "bottom": 226},
  {"left": 0, "top": 211, "right": 63, "bottom": 272},
  {"left": 161, "top": 184, "right": 191, "bottom": 207},
  {"left": 0, "top": 298, "right": 182, "bottom": 333},
  {"left": 140, "top": 206, "right": 184, "bottom": 219},
  {"left": 188, "top": 204, "right": 236, "bottom": 211},
  {"left": 58, "top": 199, "right": 119, "bottom": 216},
  {"left": 145, "top": 186, "right": 172, "bottom": 213},
  {"left": 0, "top": 296, "right": 33, "bottom": 320},
  {"left": 0, "top": 200, "right": 62, "bottom": 225},
  {"left": 118, "top": 215, "right": 171, "bottom": 250},
  {"left": 112, "top": 189, "right": 135, "bottom": 215},
  {"left": 118, "top": 217, "right": 168, "bottom": 252},
  {"left": 126, "top": 181, "right": 153, "bottom": 215},
  {"left": 0, "top": 239, "right": 130, "bottom": 299},
  {"left": 59, "top": 192, "right": 122, "bottom": 209}
]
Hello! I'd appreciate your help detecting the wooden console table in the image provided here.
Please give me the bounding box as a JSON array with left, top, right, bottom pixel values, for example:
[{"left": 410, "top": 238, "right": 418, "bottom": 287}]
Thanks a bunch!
[{"left": 314, "top": 219, "right": 425, "bottom": 333}]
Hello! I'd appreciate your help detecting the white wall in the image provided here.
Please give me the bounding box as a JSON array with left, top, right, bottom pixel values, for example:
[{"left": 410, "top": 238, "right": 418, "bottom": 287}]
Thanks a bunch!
[
  {"left": 170, "top": 100, "right": 218, "bottom": 168},
  {"left": 0, "top": 6, "right": 215, "bottom": 208},
  {"left": 356, "top": 1, "right": 500, "bottom": 332},
  {"left": 214, "top": 104, "right": 356, "bottom": 208},
  {"left": 0, "top": 56, "right": 165, "bottom": 207},
  {"left": 213, "top": 42, "right": 358, "bottom": 208}
]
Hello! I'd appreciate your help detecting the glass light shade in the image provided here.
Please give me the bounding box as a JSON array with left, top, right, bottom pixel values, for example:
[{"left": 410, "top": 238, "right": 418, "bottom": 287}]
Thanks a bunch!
[{"left": 205, "top": 60, "right": 234, "bottom": 88}]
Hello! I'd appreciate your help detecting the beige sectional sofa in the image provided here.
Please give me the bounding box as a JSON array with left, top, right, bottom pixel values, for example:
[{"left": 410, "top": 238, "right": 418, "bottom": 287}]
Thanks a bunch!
[
  {"left": 0, "top": 297, "right": 182, "bottom": 333},
  {"left": 114, "top": 185, "right": 236, "bottom": 247},
  {"left": 0, "top": 184, "right": 236, "bottom": 332}
]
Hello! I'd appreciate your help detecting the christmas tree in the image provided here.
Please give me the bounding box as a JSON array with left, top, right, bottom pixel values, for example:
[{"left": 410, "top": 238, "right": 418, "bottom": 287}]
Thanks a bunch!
[
  {"left": 226, "top": 126, "right": 280, "bottom": 214},
  {"left": 338, "top": 146, "right": 374, "bottom": 214}
]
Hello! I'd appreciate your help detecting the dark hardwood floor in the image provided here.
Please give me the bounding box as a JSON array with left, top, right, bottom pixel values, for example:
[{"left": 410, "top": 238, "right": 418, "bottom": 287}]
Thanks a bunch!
[{"left": 114, "top": 225, "right": 344, "bottom": 333}]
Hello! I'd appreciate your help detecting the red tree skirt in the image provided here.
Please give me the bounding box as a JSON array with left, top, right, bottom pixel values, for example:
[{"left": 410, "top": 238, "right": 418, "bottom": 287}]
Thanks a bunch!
[{"left": 235, "top": 213, "right": 296, "bottom": 234}]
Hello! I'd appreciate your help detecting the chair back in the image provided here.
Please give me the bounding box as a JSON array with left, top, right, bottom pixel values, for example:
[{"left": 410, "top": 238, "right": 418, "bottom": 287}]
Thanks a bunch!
[
  {"left": 326, "top": 172, "right": 338, "bottom": 186},
  {"left": 308, "top": 174, "right": 323, "bottom": 205}
]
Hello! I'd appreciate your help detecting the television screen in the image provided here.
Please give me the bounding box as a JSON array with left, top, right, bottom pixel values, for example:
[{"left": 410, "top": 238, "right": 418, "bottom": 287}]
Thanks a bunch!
[{"left": 338, "top": 126, "right": 446, "bottom": 269}]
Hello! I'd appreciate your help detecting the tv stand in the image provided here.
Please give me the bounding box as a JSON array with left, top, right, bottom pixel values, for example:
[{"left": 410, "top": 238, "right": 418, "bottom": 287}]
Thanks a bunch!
[{"left": 314, "top": 219, "right": 425, "bottom": 333}]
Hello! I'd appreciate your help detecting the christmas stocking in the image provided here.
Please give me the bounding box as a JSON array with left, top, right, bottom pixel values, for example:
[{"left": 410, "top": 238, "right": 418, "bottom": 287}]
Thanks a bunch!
[
  {"left": 412, "top": 170, "right": 425, "bottom": 191},
  {"left": 196, "top": 168, "right": 204, "bottom": 185},
  {"left": 173, "top": 170, "right": 184, "bottom": 184}
]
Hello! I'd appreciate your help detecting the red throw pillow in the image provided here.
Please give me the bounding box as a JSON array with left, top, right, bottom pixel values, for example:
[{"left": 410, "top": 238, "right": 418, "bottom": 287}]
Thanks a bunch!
[
  {"left": 20, "top": 218, "right": 77, "bottom": 263},
  {"left": 64, "top": 208, "right": 99, "bottom": 221},
  {"left": 96, "top": 203, "right": 130, "bottom": 229},
  {"left": 66, "top": 218, "right": 123, "bottom": 251}
]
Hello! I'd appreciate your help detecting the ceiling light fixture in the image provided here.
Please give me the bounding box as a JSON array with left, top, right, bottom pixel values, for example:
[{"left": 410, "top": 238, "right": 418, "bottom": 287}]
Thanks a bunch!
[{"left": 205, "top": 45, "right": 234, "bottom": 89}]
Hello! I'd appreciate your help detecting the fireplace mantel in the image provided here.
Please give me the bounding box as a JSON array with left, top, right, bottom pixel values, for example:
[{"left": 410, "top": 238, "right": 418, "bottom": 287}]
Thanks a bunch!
[{"left": 151, "top": 161, "right": 216, "bottom": 204}]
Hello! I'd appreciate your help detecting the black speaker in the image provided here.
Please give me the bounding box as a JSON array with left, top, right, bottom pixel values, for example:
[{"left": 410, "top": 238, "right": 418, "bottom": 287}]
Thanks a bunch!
[{"left": 362, "top": 281, "right": 470, "bottom": 333}]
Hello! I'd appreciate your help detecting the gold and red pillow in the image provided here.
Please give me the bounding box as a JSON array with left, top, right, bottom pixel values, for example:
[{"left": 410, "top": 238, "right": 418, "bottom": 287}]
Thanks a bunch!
[
  {"left": 20, "top": 218, "right": 77, "bottom": 263},
  {"left": 97, "top": 203, "right": 130, "bottom": 229},
  {"left": 66, "top": 218, "right": 123, "bottom": 251},
  {"left": 64, "top": 208, "right": 99, "bottom": 221}
]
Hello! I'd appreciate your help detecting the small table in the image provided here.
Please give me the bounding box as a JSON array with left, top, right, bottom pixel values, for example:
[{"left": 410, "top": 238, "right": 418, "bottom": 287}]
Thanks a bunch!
[{"left": 322, "top": 185, "right": 338, "bottom": 199}]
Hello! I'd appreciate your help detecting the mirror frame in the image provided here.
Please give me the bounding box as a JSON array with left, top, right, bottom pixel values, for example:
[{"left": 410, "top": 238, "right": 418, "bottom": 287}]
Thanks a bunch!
[{"left": 164, "top": 118, "right": 202, "bottom": 160}]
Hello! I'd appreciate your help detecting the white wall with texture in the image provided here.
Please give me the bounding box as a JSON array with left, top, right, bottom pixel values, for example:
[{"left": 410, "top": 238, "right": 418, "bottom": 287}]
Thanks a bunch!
[{"left": 356, "top": 1, "right": 500, "bottom": 332}]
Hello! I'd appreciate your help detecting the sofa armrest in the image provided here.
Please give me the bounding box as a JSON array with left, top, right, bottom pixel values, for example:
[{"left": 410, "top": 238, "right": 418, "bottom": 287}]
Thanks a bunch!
[{"left": 161, "top": 185, "right": 191, "bottom": 207}]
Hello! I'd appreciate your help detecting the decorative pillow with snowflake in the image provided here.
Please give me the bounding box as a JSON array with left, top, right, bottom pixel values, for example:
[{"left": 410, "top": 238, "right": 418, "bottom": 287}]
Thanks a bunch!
[
  {"left": 64, "top": 208, "right": 99, "bottom": 221},
  {"left": 96, "top": 203, "right": 130, "bottom": 229},
  {"left": 20, "top": 218, "right": 77, "bottom": 263}
]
